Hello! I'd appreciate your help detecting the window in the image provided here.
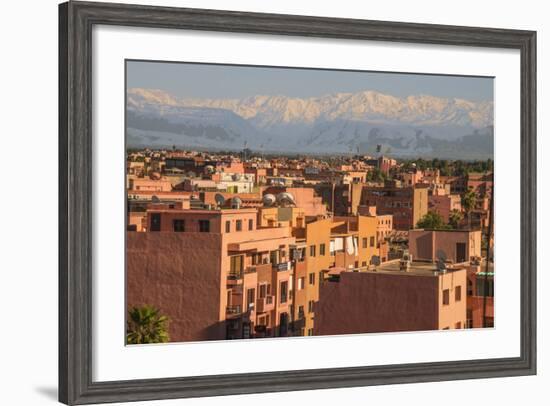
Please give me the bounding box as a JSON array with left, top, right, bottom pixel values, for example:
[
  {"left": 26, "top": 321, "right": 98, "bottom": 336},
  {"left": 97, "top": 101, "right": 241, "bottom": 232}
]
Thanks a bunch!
[
  {"left": 225, "top": 220, "right": 231, "bottom": 233},
  {"left": 248, "top": 219, "right": 253, "bottom": 230},
  {"left": 319, "top": 243, "right": 326, "bottom": 256},
  {"left": 309, "top": 245, "right": 316, "bottom": 257},
  {"left": 309, "top": 273, "right": 315, "bottom": 286},
  {"left": 230, "top": 255, "right": 243, "bottom": 275},
  {"left": 236, "top": 219, "right": 242, "bottom": 231},
  {"left": 307, "top": 328, "right": 313, "bottom": 336},
  {"left": 150, "top": 213, "right": 161, "bottom": 231},
  {"left": 173, "top": 219, "right": 185, "bottom": 232},
  {"left": 280, "top": 281, "right": 288, "bottom": 304},
  {"left": 259, "top": 284, "right": 267, "bottom": 299},
  {"left": 362, "top": 261, "right": 367, "bottom": 267},
  {"left": 270, "top": 250, "right": 279, "bottom": 265},
  {"left": 246, "top": 288, "right": 255, "bottom": 308},
  {"left": 362, "top": 238, "right": 368, "bottom": 248},
  {"left": 370, "top": 236, "right": 375, "bottom": 247},
  {"left": 198, "top": 219, "right": 210, "bottom": 232},
  {"left": 443, "top": 289, "right": 450, "bottom": 305},
  {"left": 455, "top": 321, "right": 462, "bottom": 329},
  {"left": 297, "top": 277, "right": 305, "bottom": 290},
  {"left": 319, "top": 271, "right": 324, "bottom": 284},
  {"left": 298, "top": 306, "right": 305, "bottom": 319},
  {"left": 308, "top": 300, "right": 314, "bottom": 313},
  {"left": 455, "top": 286, "right": 462, "bottom": 302}
]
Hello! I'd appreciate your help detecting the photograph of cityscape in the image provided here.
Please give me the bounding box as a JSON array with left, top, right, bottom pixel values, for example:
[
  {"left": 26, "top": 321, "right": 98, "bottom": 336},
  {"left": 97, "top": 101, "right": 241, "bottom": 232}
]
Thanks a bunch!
[{"left": 125, "top": 60, "right": 494, "bottom": 344}]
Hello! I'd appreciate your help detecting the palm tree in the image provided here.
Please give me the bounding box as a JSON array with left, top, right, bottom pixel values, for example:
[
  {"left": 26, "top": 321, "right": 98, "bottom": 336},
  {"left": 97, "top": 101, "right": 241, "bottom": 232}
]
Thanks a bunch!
[
  {"left": 448, "top": 209, "right": 463, "bottom": 229},
  {"left": 461, "top": 188, "right": 477, "bottom": 229},
  {"left": 126, "top": 305, "right": 170, "bottom": 344}
]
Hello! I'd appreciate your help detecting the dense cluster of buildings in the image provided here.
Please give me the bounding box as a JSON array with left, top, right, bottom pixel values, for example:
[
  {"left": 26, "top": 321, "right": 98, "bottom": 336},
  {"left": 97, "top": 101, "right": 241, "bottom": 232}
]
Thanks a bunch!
[{"left": 126, "top": 149, "right": 494, "bottom": 342}]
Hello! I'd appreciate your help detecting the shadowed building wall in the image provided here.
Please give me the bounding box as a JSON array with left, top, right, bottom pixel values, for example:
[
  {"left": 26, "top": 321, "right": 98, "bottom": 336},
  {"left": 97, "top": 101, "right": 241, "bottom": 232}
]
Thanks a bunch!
[
  {"left": 127, "top": 232, "right": 225, "bottom": 342},
  {"left": 314, "top": 268, "right": 467, "bottom": 335}
]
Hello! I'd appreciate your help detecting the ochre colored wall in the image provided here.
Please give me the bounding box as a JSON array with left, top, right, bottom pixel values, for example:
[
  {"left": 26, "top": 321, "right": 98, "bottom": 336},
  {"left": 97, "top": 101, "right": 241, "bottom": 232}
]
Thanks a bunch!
[{"left": 438, "top": 269, "right": 468, "bottom": 329}]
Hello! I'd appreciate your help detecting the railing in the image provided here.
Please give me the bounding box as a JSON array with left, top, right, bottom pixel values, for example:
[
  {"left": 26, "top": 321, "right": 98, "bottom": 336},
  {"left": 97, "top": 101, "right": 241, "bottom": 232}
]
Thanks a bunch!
[
  {"left": 244, "top": 266, "right": 257, "bottom": 274},
  {"left": 226, "top": 305, "right": 241, "bottom": 315},
  {"left": 273, "top": 261, "right": 291, "bottom": 272},
  {"left": 256, "top": 295, "right": 275, "bottom": 313},
  {"left": 227, "top": 271, "right": 242, "bottom": 280}
]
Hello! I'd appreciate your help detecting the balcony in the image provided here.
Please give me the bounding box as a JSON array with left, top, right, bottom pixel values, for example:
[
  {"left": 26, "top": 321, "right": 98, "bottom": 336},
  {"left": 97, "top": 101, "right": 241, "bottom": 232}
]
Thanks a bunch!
[
  {"left": 226, "top": 305, "right": 242, "bottom": 316},
  {"left": 273, "top": 261, "right": 291, "bottom": 272},
  {"left": 228, "top": 266, "right": 258, "bottom": 280},
  {"left": 227, "top": 271, "right": 242, "bottom": 281},
  {"left": 256, "top": 295, "right": 275, "bottom": 313}
]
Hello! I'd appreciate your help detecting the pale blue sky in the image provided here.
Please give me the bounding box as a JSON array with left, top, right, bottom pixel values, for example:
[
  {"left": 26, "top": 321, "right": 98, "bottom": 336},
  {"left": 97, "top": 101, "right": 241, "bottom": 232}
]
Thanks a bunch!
[{"left": 126, "top": 60, "right": 493, "bottom": 102}]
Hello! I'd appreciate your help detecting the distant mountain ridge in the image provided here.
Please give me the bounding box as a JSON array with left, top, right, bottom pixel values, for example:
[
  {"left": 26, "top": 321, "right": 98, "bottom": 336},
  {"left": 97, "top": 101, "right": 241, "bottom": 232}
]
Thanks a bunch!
[{"left": 127, "top": 88, "right": 494, "bottom": 159}]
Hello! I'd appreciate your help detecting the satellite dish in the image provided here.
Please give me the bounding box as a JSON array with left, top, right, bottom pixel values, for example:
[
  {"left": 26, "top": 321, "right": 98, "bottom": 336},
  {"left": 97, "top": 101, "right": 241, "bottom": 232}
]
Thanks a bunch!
[
  {"left": 204, "top": 165, "right": 215, "bottom": 174},
  {"left": 151, "top": 195, "right": 161, "bottom": 203},
  {"left": 370, "top": 256, "right": 381, "bottom": 266},
  {"left": 276, "top": 192, "right": 296, "bottom": 207},
  {"left": 232, "top": 173, "right": 242, "bottom": 181},
  {"left": 231, "top": 196, "right": 242, "bottom": 209},
  {"left": 214, "top": 193, "right": 225, "bottom": 207},
  {"left": 262, "top": 194, "right": 276, "bottom": 207}
]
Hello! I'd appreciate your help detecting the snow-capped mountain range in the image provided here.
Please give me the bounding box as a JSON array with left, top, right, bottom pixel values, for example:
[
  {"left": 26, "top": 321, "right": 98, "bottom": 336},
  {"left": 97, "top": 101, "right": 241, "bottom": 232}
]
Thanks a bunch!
[{"left": 126, "top": 87, "right": 494, "bottom": 159}]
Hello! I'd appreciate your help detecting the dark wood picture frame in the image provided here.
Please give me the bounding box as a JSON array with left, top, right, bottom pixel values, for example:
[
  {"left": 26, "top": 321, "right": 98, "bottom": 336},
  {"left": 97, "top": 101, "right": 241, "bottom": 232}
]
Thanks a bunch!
[{"left": 59, "top": 1, "right": 537, "bottom": 404}]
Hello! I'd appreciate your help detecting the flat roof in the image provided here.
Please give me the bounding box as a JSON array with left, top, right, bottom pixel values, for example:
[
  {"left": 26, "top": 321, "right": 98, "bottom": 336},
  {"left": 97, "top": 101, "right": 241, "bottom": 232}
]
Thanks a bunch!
[
  {"left": 373, "top": 260, "right": 466, "bottom": 277},
  {"left": 146, "top": 208, "right": 257, "bottom": 214}
]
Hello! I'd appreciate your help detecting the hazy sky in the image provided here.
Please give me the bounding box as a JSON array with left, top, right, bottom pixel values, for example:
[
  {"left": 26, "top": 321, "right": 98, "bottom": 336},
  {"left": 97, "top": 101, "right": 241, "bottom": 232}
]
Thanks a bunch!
[{"left": 126, "top": 60, "right": 494, "bottom": 102}]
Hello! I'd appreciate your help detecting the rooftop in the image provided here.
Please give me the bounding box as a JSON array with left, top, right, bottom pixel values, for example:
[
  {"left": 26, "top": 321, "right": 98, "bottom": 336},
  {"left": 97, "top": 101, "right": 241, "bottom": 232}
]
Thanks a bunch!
[{"left": 373, "top": 260, "right": 466, "bottom": 277}]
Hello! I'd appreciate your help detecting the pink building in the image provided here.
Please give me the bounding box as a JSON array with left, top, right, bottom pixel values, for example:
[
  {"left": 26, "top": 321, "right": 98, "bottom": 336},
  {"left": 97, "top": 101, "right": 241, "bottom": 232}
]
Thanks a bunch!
[
  {"left": 128, "top": 177, "right": 172, "bottom": 192},
  {"left": 262, "top": 187, "right": 327, "bottom": 218},
  {"left": 314, "top": 263, "right": 467, "bottom": 335},
  {"left": 408, "top": 229, "right": 482, "bottom": 264},
  {"left": 127, "top": 207, "right": 297, "bottom": 342},
  {"left": 378, "top": 156, "right": 397, "bottom": 175},
  {"left": 429, "top": 194, "right": 462, "bottom": 223}
]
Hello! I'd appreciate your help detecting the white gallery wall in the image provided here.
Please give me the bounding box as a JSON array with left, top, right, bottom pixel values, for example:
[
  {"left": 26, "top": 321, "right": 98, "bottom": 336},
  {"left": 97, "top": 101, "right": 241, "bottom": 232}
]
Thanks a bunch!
[{"left": 0, "top": 0, "right": 547, "bottom": 405}]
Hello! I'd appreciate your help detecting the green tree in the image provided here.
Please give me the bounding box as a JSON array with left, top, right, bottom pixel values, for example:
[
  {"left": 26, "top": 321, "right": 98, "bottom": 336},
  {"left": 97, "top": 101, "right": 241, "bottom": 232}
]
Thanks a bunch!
[
  {"left": 448, "top": 209, "right": 463, "bottom": 229},
  {"left": 461, "top": 188, "right": 477, "bottom": 229},
  {"left": 366, "top": 167, "right": 386, "bottom": 182},
  {"left": 126, "top": 305, "right": 170, "bottom": 344},
  {"left": 416, "top": 211, "right": 451, "bottom": 230}
]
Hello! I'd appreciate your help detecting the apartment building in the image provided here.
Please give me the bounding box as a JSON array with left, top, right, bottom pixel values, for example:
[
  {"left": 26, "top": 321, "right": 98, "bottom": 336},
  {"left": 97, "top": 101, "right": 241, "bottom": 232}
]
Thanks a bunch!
[
  {"left": 429, "top": 194, "right": 462, "bottom": 223},
  {"left": 127, "top": 207, "right": 296, "bottom": 342},
  {"left": 314, "top": 262, "right": 468, "bottom": 335},
  {"left": 361, "top": 184, "right": 428, "bottom": 230}
]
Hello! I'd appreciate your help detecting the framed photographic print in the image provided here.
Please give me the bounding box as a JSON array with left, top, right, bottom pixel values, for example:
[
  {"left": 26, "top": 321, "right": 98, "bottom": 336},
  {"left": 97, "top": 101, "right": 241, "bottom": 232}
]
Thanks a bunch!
[{"left": 59, "top": 1, "right": 536, "bottom": 404}]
